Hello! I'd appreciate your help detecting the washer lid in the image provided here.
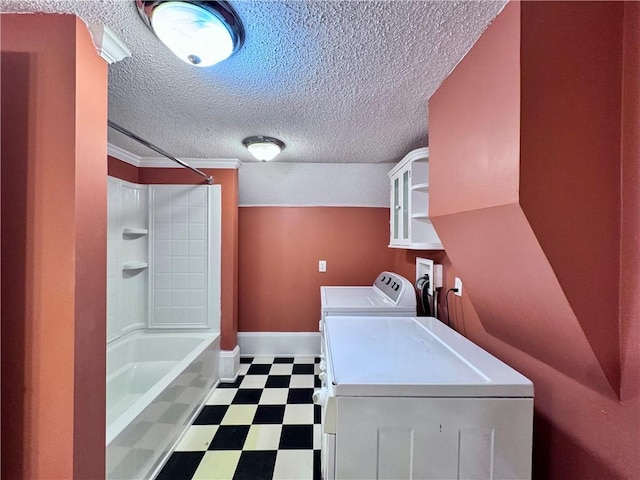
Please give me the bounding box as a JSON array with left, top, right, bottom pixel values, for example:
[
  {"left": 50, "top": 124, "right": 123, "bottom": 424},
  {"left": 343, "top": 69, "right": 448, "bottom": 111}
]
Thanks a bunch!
[{"left": 324, "top": 316, "right": 533, "bottom": 398}]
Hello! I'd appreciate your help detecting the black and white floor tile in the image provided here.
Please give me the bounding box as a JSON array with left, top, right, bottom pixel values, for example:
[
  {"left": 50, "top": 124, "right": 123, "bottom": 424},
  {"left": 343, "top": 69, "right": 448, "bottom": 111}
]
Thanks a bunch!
[{"left": 156, "top": 356, "right": 322, "bottom": 480}]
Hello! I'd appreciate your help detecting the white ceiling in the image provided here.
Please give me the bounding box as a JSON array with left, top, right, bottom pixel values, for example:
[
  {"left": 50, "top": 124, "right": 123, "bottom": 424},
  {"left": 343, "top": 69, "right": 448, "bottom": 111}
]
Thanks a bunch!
[{"left": 2, "top": 0, "right": 505, "bottom": 164}]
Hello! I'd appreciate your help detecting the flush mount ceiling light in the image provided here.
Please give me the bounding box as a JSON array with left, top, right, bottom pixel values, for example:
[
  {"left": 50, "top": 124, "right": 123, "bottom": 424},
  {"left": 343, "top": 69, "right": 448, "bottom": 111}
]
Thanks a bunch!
[
  {"left": 242, "top": 136, "right": 286, "bottom": 162},
  {"left": 136, "top": 1, "right": 244, "bottom": 67}
]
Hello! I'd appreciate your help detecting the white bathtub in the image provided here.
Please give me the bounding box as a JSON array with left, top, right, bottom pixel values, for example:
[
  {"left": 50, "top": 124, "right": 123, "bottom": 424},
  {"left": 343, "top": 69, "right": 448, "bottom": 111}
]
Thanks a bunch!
[{"left": 106, "top": 332, "right": 220, "bottom": 480}]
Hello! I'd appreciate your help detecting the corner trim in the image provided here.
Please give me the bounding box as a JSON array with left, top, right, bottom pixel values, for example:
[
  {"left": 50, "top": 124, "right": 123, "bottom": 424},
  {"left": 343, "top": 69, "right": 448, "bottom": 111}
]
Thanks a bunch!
[{"left": 219, "top": 346, "right": 241, "bottom": 382}]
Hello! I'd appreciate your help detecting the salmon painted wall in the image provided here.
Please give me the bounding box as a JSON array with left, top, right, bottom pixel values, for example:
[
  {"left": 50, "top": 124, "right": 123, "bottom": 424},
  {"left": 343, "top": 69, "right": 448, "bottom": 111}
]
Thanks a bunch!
[
  {"left": 1, "top": 14, "right": 107, "bottom": 479},
  {"left": 108, "top": 158, "right": 239, "bottom": 350},
  {"left": 238, "top": 207, "right": 395, "bottom": 332},
  {"left": 108, "top": 155, "right": 139, "bottom": 184},
  {"left": 432, "top": 1, "right": 622, "bottom": 394},
  {"left": 619, "top": 1, "right": 640, "bottom": 407},
  {"left": 429, "top": 2, "right": 639, "bottom": 478},
  {"left": 519, "top": 0, "right": 622, "bottom": 396},
  {"left": 72, "top": 19, "right": 109, "bottom": 479}
]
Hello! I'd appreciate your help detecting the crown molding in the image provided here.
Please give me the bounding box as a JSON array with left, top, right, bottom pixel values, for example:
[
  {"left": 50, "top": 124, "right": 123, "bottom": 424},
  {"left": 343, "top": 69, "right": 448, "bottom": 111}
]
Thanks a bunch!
[
  {"left": 139, "top": 157, "right": 241, "bottom": 169},
  {"left": 107, "top": 143, "right": 141, "bottom": 167},
  {"left": 107, "top": 143, "right": 241, "bottom": 170},
  {"left": 87, "top": 24, "right": 132, "bottom": 64}
]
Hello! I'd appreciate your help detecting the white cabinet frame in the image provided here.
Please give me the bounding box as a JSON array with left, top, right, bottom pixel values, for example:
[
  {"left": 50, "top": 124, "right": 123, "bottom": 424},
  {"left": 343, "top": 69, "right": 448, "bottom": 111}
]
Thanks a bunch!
[{"left": 388, "top": 147, "right": 443, "bottom": 250}]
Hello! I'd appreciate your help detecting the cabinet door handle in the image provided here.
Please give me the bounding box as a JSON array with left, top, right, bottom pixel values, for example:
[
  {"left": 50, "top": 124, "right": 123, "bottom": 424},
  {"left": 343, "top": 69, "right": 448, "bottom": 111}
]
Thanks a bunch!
[{"left": 395, "top": 205, "right": 401, "bottom": 210}]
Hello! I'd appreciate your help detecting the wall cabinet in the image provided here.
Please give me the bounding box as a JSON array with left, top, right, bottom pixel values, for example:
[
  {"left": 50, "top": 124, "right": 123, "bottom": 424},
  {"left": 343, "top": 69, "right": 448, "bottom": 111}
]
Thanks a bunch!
[{"left": 388, "top": 147, "right": 443, "bottom": 250}]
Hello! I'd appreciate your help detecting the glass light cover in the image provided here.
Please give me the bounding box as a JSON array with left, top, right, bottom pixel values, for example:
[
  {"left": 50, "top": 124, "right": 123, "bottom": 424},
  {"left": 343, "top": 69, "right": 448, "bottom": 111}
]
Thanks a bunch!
[
  {"left": 247, "top": 142, "right": 282, "bottom": 161},
  {"left": 151, "top": 2, "right": 234, "bottom": 67}
]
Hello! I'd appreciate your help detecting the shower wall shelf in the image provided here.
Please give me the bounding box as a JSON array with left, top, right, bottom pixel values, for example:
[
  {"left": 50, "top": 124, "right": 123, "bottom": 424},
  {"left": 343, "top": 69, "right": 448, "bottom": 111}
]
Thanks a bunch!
[
  {"left": 122, "top": 262, "right": 148, "bottom": 271},
  {"left": 122, "top": 227, "right": 148, "bottom": 236}
]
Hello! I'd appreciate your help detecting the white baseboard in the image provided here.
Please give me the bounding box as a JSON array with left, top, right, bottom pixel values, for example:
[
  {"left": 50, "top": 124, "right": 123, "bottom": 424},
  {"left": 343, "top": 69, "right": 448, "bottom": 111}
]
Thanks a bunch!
[
  {"left": 238, "top": 332, "right": 321, "bottom": 357},
  {"left": 219, "top": 346, "right": 240, "bottom": 382}
]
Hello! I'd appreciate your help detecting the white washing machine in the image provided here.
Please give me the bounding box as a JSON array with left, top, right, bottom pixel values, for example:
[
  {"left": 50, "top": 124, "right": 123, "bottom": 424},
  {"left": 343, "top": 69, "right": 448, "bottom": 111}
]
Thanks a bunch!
[
  {"left": 319, "top": 271, "right": 416, "bottom": 365},
  {"left": 315, "top": 315, "right": 534, "bottom": 480},
  {"left": 320, "top": 271, "right": 416, "bottom": 325}
]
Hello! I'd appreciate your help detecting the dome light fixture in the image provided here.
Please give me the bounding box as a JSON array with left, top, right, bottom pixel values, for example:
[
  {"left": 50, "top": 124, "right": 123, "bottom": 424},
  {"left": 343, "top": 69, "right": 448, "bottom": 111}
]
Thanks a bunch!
[
  {"left": 136, "top": 1, "right": 244, "bottom": 67},
  {"left": 242, "top": 136, "right": 286, "bottom": 162}
]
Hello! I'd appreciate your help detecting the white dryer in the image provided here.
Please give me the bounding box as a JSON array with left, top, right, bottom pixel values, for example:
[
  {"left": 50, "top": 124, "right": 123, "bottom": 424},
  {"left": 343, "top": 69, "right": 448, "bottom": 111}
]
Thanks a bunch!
[
  {"left": 320, "top": 271, "right": 416, "bottom": 324},
  {"left": 316, "top": 315, "right": 534, "bottom": 480}
]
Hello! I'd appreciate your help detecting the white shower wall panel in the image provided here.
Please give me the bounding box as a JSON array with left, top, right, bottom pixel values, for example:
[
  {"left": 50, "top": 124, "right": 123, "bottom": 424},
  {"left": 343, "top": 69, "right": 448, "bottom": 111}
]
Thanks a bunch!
[
  {"left": 107, "top": 177, "right": 122, "bottom": 342},
  {"left": 121, "top": 183, "right": 149, "bottom": 264},
  {"left": 122, "top": 183, "right": 149, "bottom": 334},
  {"left": 107, "top": 178, "right": 149, "bottom": 343},
  {"left": 149, "top": 185, "right": 221, "bottom": 331}
]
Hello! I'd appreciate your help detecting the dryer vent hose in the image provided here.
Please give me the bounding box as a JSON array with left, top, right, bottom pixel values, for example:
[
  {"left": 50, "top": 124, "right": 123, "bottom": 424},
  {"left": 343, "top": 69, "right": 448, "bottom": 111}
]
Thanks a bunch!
[{"left": 415, "top": 274, "right": 432, "bottom": 316}]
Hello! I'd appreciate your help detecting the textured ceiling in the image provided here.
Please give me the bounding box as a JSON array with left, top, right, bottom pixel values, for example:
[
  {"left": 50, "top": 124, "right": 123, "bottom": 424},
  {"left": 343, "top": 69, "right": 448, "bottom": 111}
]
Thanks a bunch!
[{"left": 1, "top": 0, "right": 505, "bottom": 163}]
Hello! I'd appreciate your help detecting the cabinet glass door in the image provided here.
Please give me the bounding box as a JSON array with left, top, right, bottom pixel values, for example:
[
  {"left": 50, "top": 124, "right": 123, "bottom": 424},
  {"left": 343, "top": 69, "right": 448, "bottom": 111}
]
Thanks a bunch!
[
  {"left": 402, "top": 170, "right": 409, "bottom": 240},
  {"left": 393, "top": 177, "right": 400, "bottom": 240}
]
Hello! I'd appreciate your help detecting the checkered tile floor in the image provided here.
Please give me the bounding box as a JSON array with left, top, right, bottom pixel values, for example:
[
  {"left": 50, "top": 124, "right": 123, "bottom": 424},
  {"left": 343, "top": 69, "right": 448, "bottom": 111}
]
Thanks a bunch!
[{"left": 155, "top": 356, "right": 322, "bottom": 480}]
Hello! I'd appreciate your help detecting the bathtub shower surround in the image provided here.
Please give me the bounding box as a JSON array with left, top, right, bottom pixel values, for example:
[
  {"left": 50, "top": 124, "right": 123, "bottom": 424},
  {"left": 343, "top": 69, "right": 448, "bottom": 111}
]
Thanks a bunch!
[
  {"left": 108, "top": 178, "right": 149, "bottom": 341},
  {"left": 106, "top": 332, "right": 220, "bottom": 480},
  {"left": 108, "top": 178, "right": 222, "bottom": 337},
  {"left": 149, "top": 185, "right": 221, "bottom": 329},
  {"left": 106, "top": 177, "right": 223, "bottom": 480}
]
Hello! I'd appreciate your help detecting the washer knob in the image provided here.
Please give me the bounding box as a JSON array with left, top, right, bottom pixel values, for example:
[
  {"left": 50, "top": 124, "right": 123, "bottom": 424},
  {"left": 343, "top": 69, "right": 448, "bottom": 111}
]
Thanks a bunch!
[{"left": 312, "top": 389, "right": 325, "bottom": 405}]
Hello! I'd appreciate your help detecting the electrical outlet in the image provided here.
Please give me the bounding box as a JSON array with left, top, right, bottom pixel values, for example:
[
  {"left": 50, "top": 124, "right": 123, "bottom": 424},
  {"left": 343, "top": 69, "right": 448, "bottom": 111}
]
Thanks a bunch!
[
  {"left": 454, "top": 277, "right": 463, "bottom": 297},
  {"left": 319, "top": 260, "right": 327, "bottom": 272}
]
